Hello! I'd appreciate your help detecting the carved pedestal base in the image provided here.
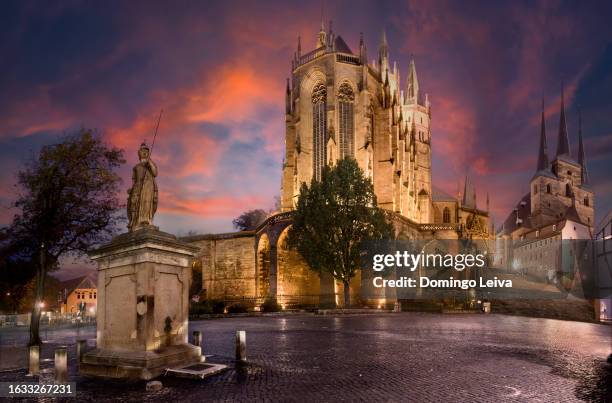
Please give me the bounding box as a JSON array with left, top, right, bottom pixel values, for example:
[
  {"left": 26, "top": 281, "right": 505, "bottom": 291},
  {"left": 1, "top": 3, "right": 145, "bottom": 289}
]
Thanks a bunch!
[{"left": 81, "top": 226, "right": 200, "bottom": 379}]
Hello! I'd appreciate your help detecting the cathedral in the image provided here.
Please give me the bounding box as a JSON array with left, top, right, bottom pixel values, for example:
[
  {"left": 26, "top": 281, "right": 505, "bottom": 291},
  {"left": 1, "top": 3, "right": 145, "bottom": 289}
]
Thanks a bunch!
[
  {"left": 496, "top": 94, "right": 595, "bottom": 278},
  {"left": 187, "top": 25, "right": 493, "bottom": 307}
]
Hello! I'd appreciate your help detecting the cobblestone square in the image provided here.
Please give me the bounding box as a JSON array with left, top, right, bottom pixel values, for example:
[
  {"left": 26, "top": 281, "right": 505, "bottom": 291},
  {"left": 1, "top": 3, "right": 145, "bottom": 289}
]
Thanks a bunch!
[{"left": 1, "top": 313, "right": 610, "bottom": 402}]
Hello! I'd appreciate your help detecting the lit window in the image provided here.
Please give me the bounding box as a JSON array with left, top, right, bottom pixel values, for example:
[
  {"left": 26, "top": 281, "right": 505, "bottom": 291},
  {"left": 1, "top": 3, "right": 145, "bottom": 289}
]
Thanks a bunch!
[
  {"left": 338, "top": 83, "right": 355, "bottom": 159},
  {"left": 312, "top": 82, "right": 327, "bottom": 181}
]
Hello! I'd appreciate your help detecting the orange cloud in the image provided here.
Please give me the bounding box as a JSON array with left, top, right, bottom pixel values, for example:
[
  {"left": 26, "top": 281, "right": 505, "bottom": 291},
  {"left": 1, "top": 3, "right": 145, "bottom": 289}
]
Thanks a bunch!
[{"left": 159, "top": 191, "right": 269, "bottom": 217}]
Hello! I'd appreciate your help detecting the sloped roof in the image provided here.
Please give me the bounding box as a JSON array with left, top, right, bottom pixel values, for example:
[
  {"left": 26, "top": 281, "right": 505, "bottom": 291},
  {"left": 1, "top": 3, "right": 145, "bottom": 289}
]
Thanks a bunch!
[
  {"left": 564, "top": 202, "right": 588, "bottom": 226},
  {"left": 531, "top": 168, "right": 557, "bottom": 181},
  {"left": 432, "top": 186, "right": 456, "bottom": 202},
  {"left": 499, "top": 192, "right": 532, "bottom": 235},
  {"left": 555, "top": 153, "right": 580, "bottom": 166},
  {"left": 60, "top": 275, "right": 97, "bottom": 295},
  {"left": 334, "top": 36, "right": 353, "bottom": 54}
]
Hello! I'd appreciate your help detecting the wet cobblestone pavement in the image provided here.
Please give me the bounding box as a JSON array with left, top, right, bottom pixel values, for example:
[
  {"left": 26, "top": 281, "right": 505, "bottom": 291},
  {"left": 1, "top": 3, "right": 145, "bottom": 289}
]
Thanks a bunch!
[{"left": 1, "top": 313, "right": 610, "bottom": 402}]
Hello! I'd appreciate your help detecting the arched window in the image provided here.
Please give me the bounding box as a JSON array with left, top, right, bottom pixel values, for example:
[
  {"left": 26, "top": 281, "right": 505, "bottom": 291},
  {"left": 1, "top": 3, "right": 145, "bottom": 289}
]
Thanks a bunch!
[
  {"left": 312, "top": 82, "right": 327, "bottom": 181},
  {"left": 338, "top": 83, "right": 354, "bottom": 159},
  {"left": 565, "top": 183, "right": 571, "bottom": 197},
  {"left": 443, "top": 207, "right": 450, "bottom": 224},
  {"left": 533, "top": 184, "right": 537, "bottom": 194},
  {"left": 584, "top": 197, "right": 589, "bottom": 207},
  {"left": 546, "top": 184, "right": 551, "bottom": 194}
]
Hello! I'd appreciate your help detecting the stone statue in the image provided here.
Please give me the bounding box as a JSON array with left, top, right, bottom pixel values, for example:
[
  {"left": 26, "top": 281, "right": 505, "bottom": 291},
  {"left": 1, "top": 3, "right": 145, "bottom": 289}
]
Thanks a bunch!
[{"left": 127, "top": 143, "right": 158, "bottom": 231}]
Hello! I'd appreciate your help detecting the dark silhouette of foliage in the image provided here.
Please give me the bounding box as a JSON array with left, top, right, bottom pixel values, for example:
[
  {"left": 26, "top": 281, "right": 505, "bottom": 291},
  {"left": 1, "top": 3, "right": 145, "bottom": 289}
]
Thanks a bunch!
[
  {"left": 8, "top": 129, "right": 125, "bottom": 345},
  {"left": 232, "top": 209, "right": 268, "bottom": 231}
]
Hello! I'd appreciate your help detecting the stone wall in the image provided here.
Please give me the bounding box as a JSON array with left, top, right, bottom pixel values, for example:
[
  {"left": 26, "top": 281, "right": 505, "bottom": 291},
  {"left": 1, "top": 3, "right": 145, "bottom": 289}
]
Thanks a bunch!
[
  {"left": 188, "top": 233, "right": 257, "bottom": 303},
  {"left": 277, "top": 233, "right": 321, "bottom": 306},
  {"left": 184, "top": 212, "right": 478, "bottom": 308}
]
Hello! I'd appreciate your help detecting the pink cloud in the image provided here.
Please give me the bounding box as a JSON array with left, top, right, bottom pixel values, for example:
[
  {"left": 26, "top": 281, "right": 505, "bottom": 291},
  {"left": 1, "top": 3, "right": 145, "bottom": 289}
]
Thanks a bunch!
[{"left": 159, "top": 192, "right": 269, "bottom": 217}]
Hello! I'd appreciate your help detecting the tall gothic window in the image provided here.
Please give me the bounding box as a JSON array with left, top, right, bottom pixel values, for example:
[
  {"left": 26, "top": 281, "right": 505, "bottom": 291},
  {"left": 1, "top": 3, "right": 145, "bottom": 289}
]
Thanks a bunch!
[
  {"left": 312, "top": 82, "right": 327, "bottom": 181},
  {"left": 338, "top": 83, "right": 355, "bottom": 159},
  {"left": 443, "top": 207, "right": 451, "bottom": 224}
]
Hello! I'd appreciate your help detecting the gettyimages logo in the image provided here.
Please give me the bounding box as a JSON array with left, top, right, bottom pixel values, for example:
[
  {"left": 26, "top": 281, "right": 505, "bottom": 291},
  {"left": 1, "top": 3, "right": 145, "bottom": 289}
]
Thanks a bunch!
[{"left": 360, "top": 239, "right": 611, "bottom": 300}]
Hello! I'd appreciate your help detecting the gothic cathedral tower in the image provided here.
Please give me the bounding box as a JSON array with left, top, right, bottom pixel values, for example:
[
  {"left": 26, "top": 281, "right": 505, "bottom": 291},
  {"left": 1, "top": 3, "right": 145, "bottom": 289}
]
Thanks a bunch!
[
  {"left": 529, "top": 93, "right": 594, "bottom": 229},
  {"left": 280, "top": 25, "right": 433, "bottom": 223}
]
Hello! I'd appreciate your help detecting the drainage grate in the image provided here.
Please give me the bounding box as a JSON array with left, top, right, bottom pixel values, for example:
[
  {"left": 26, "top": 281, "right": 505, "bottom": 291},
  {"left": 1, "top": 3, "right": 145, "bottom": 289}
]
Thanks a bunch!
[{"left": 165, "top": 362, "right": 228, "bottom": 379}]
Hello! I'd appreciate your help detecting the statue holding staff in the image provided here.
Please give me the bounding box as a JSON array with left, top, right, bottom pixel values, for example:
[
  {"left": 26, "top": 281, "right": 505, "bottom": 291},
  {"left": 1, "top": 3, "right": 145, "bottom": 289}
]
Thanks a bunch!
[{"left": 127, "top": 142, "right": 158, "bottom": 231}]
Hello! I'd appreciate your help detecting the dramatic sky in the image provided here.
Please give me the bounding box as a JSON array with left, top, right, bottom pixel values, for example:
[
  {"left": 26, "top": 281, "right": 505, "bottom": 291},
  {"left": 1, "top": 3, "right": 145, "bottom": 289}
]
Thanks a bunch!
[{"left": 1, "top": 1, "right": 611, "bottom": 277}]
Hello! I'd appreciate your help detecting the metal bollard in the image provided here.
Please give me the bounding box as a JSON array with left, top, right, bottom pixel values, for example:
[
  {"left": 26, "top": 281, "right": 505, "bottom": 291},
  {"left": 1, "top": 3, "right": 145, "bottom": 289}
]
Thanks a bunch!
[
  {"left": 28, "top": 345, "right": 40, "bottom": 376},
  {"left": 235, "top": 330, "right": 246, "bottom": 362},
  {"left": 54, "top": 347, "right": 68, "bottom": 383},
  {"left": 77, "top": 340, "right": 87, "bottom": 364},
  {"left": 193, "top": 331, "right": 202, "bottom": 348}
]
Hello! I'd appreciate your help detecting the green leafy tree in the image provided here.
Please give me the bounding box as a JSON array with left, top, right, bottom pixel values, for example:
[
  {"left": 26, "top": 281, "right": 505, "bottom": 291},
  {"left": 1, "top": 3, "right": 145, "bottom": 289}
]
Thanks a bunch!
[
  {"left": 287, "top": 158, "right": 392, "bottom": 307},
  {"left": 8, "top": 129, "right": 125, "bottom": 345}
]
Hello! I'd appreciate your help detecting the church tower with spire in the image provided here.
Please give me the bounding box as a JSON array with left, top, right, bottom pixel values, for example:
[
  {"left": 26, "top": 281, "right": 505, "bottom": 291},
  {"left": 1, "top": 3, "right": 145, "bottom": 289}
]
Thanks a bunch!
[
  {"left": 501, "top": 89, "right": 595, "bottom": 241},
  {"left": 280, "top": 24, "right": 433, "bottom": 223}
]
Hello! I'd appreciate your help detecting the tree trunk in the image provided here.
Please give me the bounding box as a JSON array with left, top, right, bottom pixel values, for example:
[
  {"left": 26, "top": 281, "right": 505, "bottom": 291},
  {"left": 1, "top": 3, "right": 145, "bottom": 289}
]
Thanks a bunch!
[
  {"left": 343, "top": 280, "right": 350, "bottom": 308},
  {"left": 28, "top": 245, "right": 46, "bottom": 346}
]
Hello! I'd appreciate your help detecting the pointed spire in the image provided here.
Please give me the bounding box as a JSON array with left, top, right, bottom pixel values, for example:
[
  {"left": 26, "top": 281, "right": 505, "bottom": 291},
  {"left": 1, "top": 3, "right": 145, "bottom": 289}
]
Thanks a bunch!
[
  {"left": 406, "top": 57, "right": 419, "bottom": 104},
  {"left": 297, "top": 35, "right": 301, "bottom": 57},
  {"left": 462, "top": 175, "right": 476, "bottom": 209},
  {"left": 577, "top": 108, "right": 590, "bottom": 185},
  {"left": 536, "top": 98, "right": 549, "bottom": 172},
  {"left": 359, "top": 32, "right": 364, "bottom": 59},
  {"left": 379, "top": 29, "right": 389, "bottom": 70},
  {"left": 486, "top": 192, "right": 490, "bottom": 212},
  {"left": 456, "top": 181, "right": 461, "bottom": 205},
  {"left": 556, "top": 85, "right": 571, "bottom": 157},
  {"left": 318, "top": 19, "right": 326, "bottom": 48}
]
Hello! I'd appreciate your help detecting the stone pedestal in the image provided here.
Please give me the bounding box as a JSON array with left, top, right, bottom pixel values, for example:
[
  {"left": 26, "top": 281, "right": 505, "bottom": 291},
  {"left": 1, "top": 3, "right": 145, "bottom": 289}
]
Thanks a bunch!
[{"left": 80, "top": 226, "right": 201, "bottom": 380}]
